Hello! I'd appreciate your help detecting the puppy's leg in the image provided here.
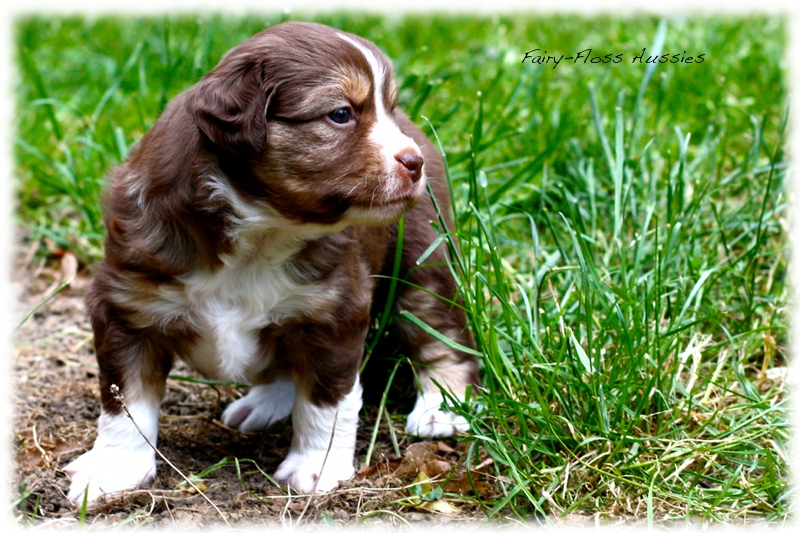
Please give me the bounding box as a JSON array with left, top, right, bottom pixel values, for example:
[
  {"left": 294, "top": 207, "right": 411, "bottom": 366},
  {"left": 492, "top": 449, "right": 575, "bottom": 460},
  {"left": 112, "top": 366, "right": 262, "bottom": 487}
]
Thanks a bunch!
[
  {"left": 221, "top": 378, "right": 295, "bottom": 432},
  {"left": 274, "top": 376, "right": 362, "bottom": 493},
  {"left": 397, "top": 265, "right": 479, "bottom": 438},
  {"left": 272, "top": 311, "right": 368, "bottom": 493},
  {"left": 65, "top": 315, "right": 171, "bottom": 505}
]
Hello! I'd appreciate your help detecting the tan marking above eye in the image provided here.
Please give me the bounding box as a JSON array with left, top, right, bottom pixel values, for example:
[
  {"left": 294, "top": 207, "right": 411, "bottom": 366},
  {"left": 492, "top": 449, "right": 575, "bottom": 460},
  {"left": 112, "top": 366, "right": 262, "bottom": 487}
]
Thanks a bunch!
[{"left": 335, "top": 67, "right": 372, "bottom": 108}]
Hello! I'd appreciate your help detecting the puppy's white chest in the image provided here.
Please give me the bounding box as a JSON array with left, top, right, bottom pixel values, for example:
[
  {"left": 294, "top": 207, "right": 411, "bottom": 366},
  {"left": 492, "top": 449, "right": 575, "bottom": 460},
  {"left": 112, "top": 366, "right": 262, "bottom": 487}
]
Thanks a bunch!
[{"left": 182, "top": 252, "right": 337, "bottom": 382}]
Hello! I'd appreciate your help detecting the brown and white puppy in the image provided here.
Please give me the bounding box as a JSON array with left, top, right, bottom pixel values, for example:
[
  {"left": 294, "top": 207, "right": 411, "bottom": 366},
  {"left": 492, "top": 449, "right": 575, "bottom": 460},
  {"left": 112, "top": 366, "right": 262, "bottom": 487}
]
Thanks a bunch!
[{"left": 65, "top": 21, "right": 479, "bottom": 504}]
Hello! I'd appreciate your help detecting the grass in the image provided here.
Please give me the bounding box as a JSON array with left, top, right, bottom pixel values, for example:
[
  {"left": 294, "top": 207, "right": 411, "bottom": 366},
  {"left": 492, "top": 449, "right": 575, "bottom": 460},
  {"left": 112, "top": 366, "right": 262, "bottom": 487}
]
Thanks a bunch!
[{"left": 13, "top": 12, "right": 789, "bottom": 525}]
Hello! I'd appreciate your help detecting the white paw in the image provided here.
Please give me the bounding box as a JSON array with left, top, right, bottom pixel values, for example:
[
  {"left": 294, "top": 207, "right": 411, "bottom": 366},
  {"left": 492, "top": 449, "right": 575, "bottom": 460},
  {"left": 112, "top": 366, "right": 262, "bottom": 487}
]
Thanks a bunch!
[
  {"left": 221, "top": 380, "right": 295, "bottom": 432},
  {"left": 406, "top": 392, "right": 470, "bottom": 437},
  {"left": 273, "top": 448, "right": 354, "bottom": 493},
  {"left": 65, "top": 402, "right": 160, "bottom": 506},
  {"left": 65, "top": 444, "right": 156, "bottom": 505}
]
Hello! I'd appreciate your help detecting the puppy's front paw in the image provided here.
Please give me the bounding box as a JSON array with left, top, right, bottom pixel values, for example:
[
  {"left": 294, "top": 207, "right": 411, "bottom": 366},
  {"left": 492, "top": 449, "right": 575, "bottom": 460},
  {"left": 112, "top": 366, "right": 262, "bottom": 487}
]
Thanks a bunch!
[
  {"left": 221, "top": 380, "right": 295, "bottom": 432},
  {"left": 273, "top": 448, "right": 354, "bottom": 493},
  {"left": 65, "top": 445, "right": 156, "bottom": 505},
  {"left": 406, "top": 392, "right": 470, "bottom": 438}
]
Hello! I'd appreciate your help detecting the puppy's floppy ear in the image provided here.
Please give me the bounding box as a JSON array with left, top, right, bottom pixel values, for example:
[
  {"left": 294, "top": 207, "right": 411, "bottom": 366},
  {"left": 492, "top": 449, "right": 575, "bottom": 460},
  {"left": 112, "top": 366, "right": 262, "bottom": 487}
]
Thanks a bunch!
[{"left": 190, "top": 59, "right": 274, "bottom": 157}]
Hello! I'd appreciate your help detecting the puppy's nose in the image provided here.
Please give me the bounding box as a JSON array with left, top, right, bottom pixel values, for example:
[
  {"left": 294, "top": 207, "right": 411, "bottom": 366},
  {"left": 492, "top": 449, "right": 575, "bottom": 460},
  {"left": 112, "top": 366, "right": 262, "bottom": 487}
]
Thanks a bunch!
[{"left": 395, "top": 150, "right": 424, "bottom": 183}]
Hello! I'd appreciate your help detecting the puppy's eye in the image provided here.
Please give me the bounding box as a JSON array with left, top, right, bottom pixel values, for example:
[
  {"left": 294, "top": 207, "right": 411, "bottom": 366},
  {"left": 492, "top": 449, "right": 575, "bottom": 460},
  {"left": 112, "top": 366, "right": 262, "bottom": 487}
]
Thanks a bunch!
[{"left": 328, "top": 108, "right": 352, "bottom": 124}]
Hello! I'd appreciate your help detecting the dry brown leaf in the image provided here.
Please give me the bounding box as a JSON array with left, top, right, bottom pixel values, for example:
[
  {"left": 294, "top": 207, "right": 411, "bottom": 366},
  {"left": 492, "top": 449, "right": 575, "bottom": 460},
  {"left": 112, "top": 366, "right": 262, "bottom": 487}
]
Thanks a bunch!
[
  {"left": 420, "top": 459, "right": 452, "bottom": 480},
  {"left": 444, "top": 474, "right": 491, "bottom": 496},
  {"left": 436, "top": 441, "right": 457, "bottom": 454}
]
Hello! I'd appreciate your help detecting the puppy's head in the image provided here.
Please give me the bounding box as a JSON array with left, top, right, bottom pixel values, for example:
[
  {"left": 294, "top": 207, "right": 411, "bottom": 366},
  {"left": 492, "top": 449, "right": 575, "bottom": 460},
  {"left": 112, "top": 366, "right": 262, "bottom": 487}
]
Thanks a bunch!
[{"left": 189, "top": 21, "right": 427, "bottom": 227}]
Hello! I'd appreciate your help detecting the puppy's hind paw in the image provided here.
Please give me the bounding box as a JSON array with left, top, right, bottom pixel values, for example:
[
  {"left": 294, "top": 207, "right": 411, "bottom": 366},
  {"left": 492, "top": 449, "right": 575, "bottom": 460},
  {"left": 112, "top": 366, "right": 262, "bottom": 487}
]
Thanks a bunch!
[
  {"left": 221, "top": 380, "right": 295, "bottom": 432},
  {"left": 406, "top": 392, "right": 470, "bottom": 438}
]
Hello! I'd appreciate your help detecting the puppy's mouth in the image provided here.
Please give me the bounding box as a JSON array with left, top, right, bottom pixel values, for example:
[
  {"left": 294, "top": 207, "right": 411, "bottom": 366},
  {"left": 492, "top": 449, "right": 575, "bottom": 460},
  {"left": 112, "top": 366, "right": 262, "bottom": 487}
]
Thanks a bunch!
[
  {"left": 362, "top": 193, "right": 419, "bottom": 207},
  {"left": 349, "top": 194, "right": 419, "bottom": 216},
  {"left": 344, "top": 185, "right": 425, "bottom": 225}
]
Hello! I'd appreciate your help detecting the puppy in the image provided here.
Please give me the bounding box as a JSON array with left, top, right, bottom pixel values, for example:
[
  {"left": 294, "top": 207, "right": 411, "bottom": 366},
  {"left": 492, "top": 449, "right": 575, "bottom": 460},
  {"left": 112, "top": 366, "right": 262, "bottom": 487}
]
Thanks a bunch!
[{"left": 65, "top": 21, "right": 479, "bottom": 504}]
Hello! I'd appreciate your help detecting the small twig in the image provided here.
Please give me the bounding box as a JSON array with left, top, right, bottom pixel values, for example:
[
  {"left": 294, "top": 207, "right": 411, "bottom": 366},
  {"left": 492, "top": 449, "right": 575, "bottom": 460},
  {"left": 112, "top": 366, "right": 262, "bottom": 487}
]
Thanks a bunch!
[
  {"left": 356, "top": 489, "right": 364, "bottom": 518},
  {"left": 280, "top": 490, "right": 293, "bottom": 524},
  {"left": 110, "top": 385, "right": 231, "bottom": 528},
  {"left": 32, "top": 424, "right": 51, "bottom": 467},
  {"left": 163, "top": 495, "right": 175, "bottom": 525}
]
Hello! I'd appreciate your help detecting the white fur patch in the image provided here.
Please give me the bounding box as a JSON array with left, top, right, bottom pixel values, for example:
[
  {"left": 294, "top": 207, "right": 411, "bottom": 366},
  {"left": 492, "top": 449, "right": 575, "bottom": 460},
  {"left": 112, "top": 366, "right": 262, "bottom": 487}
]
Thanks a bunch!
[
  {"left": 65, "top": 399, "right": 159, "bottom": 505},
  {"left": 221, "top": 379, "right": 295, "bottom": 432},
  {"left": 274, "top": 379, "right": 362, "bottom": 493},
  {"left": 406, "top": 392, "right": 469, "bottom": 438},
  {"left": 183, "top": 257, "right": 342, "bottom": 382}
]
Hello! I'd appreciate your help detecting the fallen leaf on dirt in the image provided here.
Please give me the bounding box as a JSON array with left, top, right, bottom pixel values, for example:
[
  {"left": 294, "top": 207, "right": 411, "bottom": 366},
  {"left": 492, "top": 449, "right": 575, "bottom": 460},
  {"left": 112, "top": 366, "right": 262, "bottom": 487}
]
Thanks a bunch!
[
  {"left": 413, "top": 471, "right": 435, "bottom": 495},
  {"left": 436, "top": 441, "right": 457, "bottom": 454},
  {"left": 357, "top": 455, "right": 403, "bottom": 479},
  {"left": 16, "top": 433, "right": 77, "bottom": 470},
  {"left": 421, "top": 499, "right": 459, "bottom": 514},
  {"left": 59, "top": 253, "right": 78, "bottom": 282},
  {"left": 41, "top": 252, "right": 78, "bottom": 297},
  {"left": 444, "top": 474, "right": 492, "bottom": 497},
  {"left": 424, "top": 459, "right": 451, "bottom": 479},
  {"left": 177, "top": 479, "right": 208, "bottom": 494},
  {"left": 407, "top": 472, "right": 460, "bottom": 514},
  {"left": 17, "top": 448, "right": 47, "bottom": 471},
  {"left": 393, "top": 441, "right": 454, "bottom": 481}
]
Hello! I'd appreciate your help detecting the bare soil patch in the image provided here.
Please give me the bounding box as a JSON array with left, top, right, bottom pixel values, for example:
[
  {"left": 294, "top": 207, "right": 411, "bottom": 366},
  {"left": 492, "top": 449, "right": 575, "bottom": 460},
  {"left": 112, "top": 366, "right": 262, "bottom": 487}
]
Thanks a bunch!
[{"left": 10, "top": 237, "right": 501, "bottom": 528}]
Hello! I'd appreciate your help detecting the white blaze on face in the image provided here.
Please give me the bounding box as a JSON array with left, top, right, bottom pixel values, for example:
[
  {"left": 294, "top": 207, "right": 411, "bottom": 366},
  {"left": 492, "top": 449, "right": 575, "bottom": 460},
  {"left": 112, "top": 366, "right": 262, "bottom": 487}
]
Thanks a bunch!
[{"left": 336, "top": 33, "right": 425, "bottom": 196}]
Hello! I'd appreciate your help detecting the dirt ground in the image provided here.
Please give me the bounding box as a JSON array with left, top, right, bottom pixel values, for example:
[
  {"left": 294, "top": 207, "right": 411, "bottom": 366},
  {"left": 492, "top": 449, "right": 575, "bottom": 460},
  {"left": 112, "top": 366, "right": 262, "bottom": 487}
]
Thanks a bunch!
[{"left": 9, "top": 236, "right": 505, "bottom": 528}]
